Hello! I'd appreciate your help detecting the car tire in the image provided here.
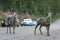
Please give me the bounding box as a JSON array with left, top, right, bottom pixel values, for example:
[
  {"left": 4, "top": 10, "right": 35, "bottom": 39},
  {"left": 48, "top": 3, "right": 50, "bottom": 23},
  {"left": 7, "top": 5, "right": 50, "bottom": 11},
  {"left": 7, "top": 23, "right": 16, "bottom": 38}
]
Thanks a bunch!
[
  {"left": 21, "top": 24, "right": 23, "bottom": 26},
  {"left": 2, "top": 23, "right": 5, "bottom": 27}
]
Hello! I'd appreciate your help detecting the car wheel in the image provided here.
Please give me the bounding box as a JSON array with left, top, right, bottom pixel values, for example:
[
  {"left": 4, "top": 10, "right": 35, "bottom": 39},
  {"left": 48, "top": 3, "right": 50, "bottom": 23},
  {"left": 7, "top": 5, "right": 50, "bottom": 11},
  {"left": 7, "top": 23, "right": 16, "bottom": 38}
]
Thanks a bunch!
[
  {"left": 17, "top": 25, "right": 19, "bottom": 27},
  {"left": 2, "top": 23, "right": 5, "bottom": 27},
  {"left": 21, "top": 24, "right": 23, "bottom": 26}
]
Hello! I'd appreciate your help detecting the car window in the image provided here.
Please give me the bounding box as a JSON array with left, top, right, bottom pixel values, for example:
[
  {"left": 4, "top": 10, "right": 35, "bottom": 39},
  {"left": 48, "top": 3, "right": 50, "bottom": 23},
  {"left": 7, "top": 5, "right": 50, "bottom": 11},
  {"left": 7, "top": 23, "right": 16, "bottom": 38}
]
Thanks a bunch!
[{"left": 23, "top": 19, "right": 32, "bottom": 21}]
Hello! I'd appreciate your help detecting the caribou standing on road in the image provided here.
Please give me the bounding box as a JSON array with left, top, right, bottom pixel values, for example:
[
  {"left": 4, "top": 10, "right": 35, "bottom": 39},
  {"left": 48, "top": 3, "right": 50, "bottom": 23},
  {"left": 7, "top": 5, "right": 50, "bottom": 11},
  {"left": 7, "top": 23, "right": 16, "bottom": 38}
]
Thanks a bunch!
[
  {"left": 34, "top": 13, "right": 52, "bottom": 36},
  {"left": 4, "top": 12, "right": 18, "bottom": 34}
]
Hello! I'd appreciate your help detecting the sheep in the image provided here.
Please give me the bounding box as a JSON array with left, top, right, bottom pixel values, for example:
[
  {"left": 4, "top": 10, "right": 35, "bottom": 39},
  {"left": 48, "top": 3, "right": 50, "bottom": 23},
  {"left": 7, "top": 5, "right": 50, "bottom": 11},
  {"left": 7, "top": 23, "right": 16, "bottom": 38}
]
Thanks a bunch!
[{"left": 34, "top": 13, "right": 52, "bottom": 36}]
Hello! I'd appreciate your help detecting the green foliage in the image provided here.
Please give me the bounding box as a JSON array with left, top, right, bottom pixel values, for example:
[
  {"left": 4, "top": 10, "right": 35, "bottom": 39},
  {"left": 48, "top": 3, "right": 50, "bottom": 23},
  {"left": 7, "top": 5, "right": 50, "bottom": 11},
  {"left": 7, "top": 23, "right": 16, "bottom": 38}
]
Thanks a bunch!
[{"left": 0, "top": 0, "right": 60, "bottom": 18}]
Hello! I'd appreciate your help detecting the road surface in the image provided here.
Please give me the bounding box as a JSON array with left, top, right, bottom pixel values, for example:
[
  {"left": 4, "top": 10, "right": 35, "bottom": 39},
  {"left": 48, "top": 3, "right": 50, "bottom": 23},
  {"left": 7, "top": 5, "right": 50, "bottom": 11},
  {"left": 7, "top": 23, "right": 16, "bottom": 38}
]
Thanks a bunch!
[{"left": 0, "top": 19, "right": 60, "bottom": 40}]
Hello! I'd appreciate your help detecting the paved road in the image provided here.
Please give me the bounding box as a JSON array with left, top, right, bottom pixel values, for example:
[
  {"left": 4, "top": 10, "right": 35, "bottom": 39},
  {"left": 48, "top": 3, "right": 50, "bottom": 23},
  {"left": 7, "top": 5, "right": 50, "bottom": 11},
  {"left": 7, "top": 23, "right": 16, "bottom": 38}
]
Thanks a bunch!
[{"left": 0, "top": 19, "right": 60, "bottom": 40}]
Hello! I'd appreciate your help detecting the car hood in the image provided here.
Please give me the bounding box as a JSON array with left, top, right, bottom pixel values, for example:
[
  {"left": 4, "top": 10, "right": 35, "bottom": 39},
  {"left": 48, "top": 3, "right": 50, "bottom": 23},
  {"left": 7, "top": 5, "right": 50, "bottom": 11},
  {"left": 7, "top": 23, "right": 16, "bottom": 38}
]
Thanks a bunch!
[{"left": 21, "top": 21, "right": 32, "bottom": 24}]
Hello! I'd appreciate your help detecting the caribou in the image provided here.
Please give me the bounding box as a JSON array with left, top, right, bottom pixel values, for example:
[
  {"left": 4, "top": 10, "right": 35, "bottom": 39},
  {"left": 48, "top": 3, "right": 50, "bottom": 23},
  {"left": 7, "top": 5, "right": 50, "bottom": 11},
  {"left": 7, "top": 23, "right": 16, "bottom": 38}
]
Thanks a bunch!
[
  {"left": 34, "top": 13, "right": 52, "bottom": 36},
  {"left": 4, "top": 12, "right": 18, "bottom": 34}
]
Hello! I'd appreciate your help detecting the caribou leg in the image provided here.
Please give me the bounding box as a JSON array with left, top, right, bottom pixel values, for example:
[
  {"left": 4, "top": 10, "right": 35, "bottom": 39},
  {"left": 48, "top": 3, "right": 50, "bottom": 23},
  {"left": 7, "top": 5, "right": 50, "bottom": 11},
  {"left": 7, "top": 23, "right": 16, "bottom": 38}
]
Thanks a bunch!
[
  {"left": 46, "top": 26, "right": 50, "bottom": 36},
  {"left": 9, "top": 27, "right": 11, "bottom": 33},
  {"left": 39, "top": 26, "right": 43, "bottom": 35},
  {"left": 7, "top": 26, "right": 8, "bottom": 33},
  {"left": 13, "top": 26, "right": 15, "bottom": 34},
  {"left": 34, "top": 23, "right": 39, "bottom": 35}
]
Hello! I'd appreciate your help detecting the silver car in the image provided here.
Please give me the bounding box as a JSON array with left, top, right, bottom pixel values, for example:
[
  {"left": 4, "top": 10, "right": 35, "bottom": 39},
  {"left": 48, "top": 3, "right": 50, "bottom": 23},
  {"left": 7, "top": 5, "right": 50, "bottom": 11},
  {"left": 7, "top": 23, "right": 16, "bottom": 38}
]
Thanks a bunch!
[{"left": 21, "top": 18, "right": 37, "bottom": 26}]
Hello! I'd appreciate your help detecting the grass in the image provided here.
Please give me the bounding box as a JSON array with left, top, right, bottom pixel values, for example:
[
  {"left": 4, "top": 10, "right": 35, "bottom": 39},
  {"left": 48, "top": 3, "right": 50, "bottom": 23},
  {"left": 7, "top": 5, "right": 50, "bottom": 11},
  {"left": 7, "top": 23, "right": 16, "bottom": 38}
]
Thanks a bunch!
[{"left": 51, "top": 15, "right": 60, "bottom": 23}]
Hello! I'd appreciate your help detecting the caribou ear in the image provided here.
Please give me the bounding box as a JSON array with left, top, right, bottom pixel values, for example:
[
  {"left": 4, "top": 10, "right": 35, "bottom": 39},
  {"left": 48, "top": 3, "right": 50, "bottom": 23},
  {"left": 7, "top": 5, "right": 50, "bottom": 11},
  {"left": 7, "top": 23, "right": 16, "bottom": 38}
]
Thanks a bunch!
[
  {"left": 48, "top": 13, "right": 52, "bottom": 17},
  {"left": 13, "top": 12, "right": 17, "bottom": 16}
]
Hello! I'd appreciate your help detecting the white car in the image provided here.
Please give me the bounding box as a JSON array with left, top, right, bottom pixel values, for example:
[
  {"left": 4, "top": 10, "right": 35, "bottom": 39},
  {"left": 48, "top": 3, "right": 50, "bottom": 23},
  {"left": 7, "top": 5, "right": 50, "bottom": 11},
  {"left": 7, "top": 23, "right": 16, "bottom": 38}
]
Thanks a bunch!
[
  {"left": 32, "top": 20, "right": 37, "bottom": 26},
  {"left": 21, "top": 18, "right": 37, "bottom": 26}
]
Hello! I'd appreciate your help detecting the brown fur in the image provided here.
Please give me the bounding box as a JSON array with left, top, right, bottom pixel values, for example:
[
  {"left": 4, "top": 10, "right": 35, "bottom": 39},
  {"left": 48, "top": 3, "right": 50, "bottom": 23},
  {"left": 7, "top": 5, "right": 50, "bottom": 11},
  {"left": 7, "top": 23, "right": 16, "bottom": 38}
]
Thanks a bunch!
[
  {"left": 6, "top": 17, "right": 17, "bottom": 34},
  {"left": 5, "top": 12, "right": 17, "bottom": 34},
  {"left": 34, "top": 13, "right": 51, "bottom": 36}
]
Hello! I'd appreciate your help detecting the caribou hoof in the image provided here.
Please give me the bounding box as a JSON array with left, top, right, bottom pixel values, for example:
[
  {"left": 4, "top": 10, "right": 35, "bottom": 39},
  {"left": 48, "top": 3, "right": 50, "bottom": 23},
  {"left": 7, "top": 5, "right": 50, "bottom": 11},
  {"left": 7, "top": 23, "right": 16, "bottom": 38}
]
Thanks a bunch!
[
  {"left": 7, "top": 32, "right": 8, "bottom": 33},
  {"left": 34, "top": 32, "right": 36, "bottom": 35},
  {"left": 47, "top": 34, "right": 50, "bottom": 36},
  {"left": 41, "top": 33, "right": 43, "bottom": 35},
  {"left": 34, "top": 33, "right": 36, "bottom": 35},
  {"left": 10, "top": 32, "right": 11, "bottom": 34},
  {"left": 13, "top": 32, "right": 15, "bottom": 34}
]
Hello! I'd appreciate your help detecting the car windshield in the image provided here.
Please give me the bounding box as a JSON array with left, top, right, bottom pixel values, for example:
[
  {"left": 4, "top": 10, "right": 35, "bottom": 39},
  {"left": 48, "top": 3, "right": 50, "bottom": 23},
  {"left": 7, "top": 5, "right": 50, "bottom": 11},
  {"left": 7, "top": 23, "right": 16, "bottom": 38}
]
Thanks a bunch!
[{"left": 23, "top": 19, "right": 32, "bottom": 21}]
